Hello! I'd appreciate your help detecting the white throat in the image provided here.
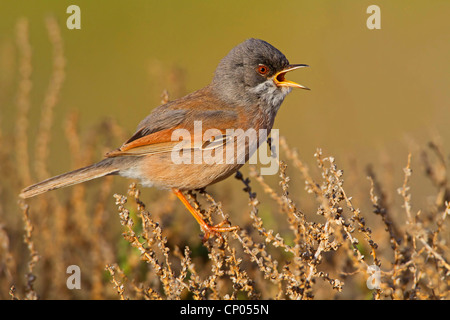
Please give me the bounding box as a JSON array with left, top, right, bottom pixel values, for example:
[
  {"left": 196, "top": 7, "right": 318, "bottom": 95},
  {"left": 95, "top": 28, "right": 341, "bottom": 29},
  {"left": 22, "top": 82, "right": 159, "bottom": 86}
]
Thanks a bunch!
[{"left": 250, "top": 79, "right": 292, "bottom": 114}]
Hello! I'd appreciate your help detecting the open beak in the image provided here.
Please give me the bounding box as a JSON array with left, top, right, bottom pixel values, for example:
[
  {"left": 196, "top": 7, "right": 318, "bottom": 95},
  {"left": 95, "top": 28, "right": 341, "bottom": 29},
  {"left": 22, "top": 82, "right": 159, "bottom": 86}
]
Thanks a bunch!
[{"left": 273, "top": 64, "right": 310, "bottom": 90}]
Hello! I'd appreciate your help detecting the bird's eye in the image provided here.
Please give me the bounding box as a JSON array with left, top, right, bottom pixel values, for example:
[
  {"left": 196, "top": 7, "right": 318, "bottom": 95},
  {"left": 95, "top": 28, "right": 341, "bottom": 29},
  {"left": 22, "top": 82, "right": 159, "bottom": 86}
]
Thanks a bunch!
[{"left": 257, "top": 65, "right": 269, "bottom": 75}]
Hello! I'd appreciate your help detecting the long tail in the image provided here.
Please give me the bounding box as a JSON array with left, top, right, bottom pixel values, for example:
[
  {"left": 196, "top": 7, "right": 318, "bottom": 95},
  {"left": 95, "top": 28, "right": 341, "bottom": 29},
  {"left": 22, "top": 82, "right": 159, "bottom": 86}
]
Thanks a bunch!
[{"left": 19, "top": 158, "right": 120, "bottom": 199}]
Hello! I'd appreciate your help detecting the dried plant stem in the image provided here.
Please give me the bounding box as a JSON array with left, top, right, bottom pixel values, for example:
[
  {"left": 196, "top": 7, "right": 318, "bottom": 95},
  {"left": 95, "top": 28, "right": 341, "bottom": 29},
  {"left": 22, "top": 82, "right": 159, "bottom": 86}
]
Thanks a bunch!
[
  {"left": 113, "top": 184, "right": 189, "bottom": 299},
  {"left": 14, "top": 18, "right": 32, "bottom": 186},
  {"left": 105, "top": 264, "right": 127, "bottom": 300},
  {"left": 416, "top": 235, "right": 450, "bottom": 271},
  {"left": 34, "top": 16, "right": 66, "bottom": 181},
  {"left": 398, "top": 153, "right": 414, "bottom": 224},
  {"left": 18, "top": 200, "right": 39, "bottom": 300}
]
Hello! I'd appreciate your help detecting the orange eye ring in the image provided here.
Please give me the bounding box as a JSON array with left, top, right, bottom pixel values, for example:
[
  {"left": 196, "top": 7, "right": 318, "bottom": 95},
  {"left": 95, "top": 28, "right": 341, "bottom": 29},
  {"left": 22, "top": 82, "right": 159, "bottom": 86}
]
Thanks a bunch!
[{"left": 257, "top": 65, "right": 269, "bottom": 75}]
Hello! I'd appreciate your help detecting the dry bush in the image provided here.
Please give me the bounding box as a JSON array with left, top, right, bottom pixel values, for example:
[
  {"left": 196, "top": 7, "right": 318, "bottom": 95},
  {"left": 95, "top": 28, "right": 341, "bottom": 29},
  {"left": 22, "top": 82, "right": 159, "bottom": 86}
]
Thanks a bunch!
[
  {"left": 100, "top": 142, "right": 449, "bottom": 300},
  {"left": 0, "top": 18, "right": 448, "bottom": 300}
]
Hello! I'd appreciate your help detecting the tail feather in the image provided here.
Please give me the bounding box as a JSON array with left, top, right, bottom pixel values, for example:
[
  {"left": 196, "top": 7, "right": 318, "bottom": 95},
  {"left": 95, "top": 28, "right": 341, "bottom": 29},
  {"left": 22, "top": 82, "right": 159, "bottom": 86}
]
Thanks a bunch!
[{"left": 19, "top": 159, "right": 120, "bottom": 199}]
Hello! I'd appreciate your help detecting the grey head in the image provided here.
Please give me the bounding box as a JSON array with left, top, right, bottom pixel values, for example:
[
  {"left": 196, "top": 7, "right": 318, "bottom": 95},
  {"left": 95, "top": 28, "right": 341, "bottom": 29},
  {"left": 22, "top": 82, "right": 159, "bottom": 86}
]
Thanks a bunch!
[{"left": 211, "top": 38, "right": 309, "bottom": 114}]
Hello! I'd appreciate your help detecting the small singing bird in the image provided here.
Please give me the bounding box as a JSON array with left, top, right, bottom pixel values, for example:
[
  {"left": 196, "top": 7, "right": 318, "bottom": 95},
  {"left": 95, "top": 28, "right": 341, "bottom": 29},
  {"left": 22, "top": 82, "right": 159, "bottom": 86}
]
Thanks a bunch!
[{"left": 20, "top": 38, "right": 309, "bottom": 239}]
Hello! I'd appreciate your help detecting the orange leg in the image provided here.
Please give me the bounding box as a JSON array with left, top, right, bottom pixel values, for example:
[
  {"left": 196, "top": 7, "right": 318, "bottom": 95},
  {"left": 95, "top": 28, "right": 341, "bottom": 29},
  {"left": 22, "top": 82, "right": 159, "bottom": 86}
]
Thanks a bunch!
[{"left": 172, "top": 188, "right": 238, "bottom": 240}]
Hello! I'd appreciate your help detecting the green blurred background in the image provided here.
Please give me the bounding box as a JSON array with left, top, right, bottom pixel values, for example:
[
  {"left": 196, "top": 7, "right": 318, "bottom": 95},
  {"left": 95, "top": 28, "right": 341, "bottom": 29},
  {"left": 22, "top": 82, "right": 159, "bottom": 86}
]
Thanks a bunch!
[{"left": 1, "top": 0, "right": 449, "bottom": 175}]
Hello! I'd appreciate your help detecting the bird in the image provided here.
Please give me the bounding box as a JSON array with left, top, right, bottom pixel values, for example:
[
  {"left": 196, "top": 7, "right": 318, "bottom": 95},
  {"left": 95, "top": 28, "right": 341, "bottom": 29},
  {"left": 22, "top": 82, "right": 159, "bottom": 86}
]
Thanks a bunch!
[{"left": 19, "top": 38, "right": 309, "bottom": 240}]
